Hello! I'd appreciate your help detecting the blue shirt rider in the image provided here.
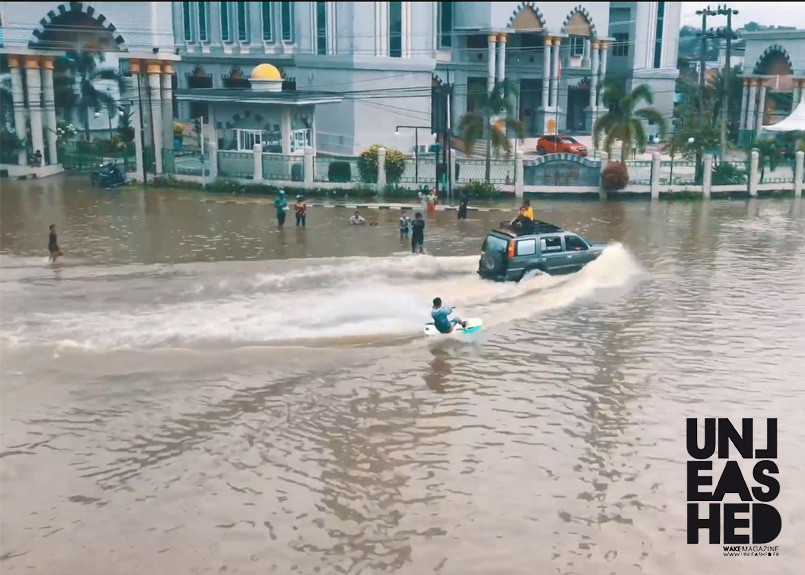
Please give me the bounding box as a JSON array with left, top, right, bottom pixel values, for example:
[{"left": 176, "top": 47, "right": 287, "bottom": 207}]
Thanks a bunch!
[{"left": 430, "top": 297, "right": 467, "bottom": 334}]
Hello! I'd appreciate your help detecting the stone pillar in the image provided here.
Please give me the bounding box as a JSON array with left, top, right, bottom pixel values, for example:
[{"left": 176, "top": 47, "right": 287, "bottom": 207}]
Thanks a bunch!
[
  {"left": 129, "top": 61, "right": 146, "bottom": 180},
  {"left": 514, "top": 150, "right": 524, "bottom": 198},
  {"left": 599, "top": 151, "right": 608, "bottom": 200},
  {"left": 161, "top": 63, "right": 174, "bottom": 154},
  {"left": 25, "top": 57, "right": 45, "bottom": 164},
  {"left": 702, "top": 153, "right": 713, "bottom": 199},
  {"left": 749, "top": 149, "right": 759, "bottom": 197},
  {"left": 281, "top": 107, "right": 292, "bottom": 155},
  {"left": 590, "top": 41, "right": 600, "bottom": 110},
  {"left": 41, "top": 58, "right": 59, "bottom": 166},
  {"left": 8, "top": 56, "right": 28, "bottom": 165},
  {"left": 793, "top": 80, "right": 802, "bottom": 109},
  {"left": 542, "top": 37, "right": 552, "bottom": 109},
  {"left": 755, "top": 84, "right": 767, "bottom": 137},
  {"left": 487, "top": 34, "right": 497, "bottom": 93},
  {"left": 303, "top": 147, "right": 314, "bottom": 185},
  {"left": 496, "top": 34, "right": 507, "bottom": 83},
  {"left": 207, "top": 140, "right": 219, "bottom": 179},
  {"left": 597, "top": 42, "right": 609, "bottom": 107},
  {"left": 147, "top": 61, "right": 164, "bottom": 174},
  {"left": 746, "top": 79, "right": 758, "bottom": 132},
  {"left": 650, "top": 152, "right": 661, "bottom": 200},
  {"left": 376, "top": 147, "right": 387, "bottom": 191},
  {"left": 794, "top": 150, "right": 804, "bottom": 198},
  {"left": 739, "top": 78, "right": 749, "bottom": 130},
  {"left": 551, "top": 38, "right": 561, "bottom": 109},
  {"left": 253, "top": 143, "right": 263, "bottom": 181}
]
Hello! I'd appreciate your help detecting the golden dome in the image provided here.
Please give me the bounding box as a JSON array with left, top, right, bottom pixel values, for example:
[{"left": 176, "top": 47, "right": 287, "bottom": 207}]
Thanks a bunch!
[{"left": 250, "top": 63, "right": 282, "bottom": 81}]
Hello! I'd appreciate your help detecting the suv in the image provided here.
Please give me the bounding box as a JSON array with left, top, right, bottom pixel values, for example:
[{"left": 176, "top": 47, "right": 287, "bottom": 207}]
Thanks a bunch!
[
  {"left": 536, "top": 135, "right": 588, "bottom": 157},
  {"left": 477, "top": 220, "right": 607, "bottom": 282}
]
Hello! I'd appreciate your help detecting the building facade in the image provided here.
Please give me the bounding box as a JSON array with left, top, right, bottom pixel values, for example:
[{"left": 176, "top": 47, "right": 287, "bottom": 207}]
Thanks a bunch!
[{"left": 738, "top": 29, "right": 805, "bottom": 141}]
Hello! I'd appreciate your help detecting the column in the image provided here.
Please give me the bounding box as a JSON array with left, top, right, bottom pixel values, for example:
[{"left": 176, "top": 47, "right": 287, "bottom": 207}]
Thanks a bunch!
[
  {"left": 749, "top": 149, "right": 759, "bottom": 197},
  {"left": 597, "top": 42, "right": 609, "bottom": 107},
  {"left": 589, "top": 41, "right": 600, "bottom": 110},
  {"left": 281, "top": 107, "right": 292, "bottom": 155},
  {"left": 8, "top": 56, "right": 28, "bottom": 165},
  {"left": 41, "top": 57, "right": 59, "bottom": 166},
  {"left": 25, "top": 57, "right": 45, "bottom": 163},
  {"left": 794, "top": 150, "right": 803, "bottom": 198},
  {"left": 755, "top": 83, "right": 767, "bottom": 137},
  {"left": 129, "top": 60, "right": 145, "bottom": 180},
  {"left": 739, "top": 78, "right": 749, "bottom": 130},
  {"left": 147, "top": 61, "right": 164, "bottom": 174},
  {"left": 703, "top": 154, "right": 713, "bottom": 199},
  {"left": 496, "top": 34, "right": 507, "bottom": 83},
  {"left": 551, "top": 38, "right": 561, "bottom": 109},
  {"left": 487, "top": 33, "right": 497, "bottom": 93},
  {"left": 746, "top": 79, "right": 758, "bottom": 133},
  {"left": 253, "top": 143, "right": 263, "bottom": 181},
  {"left": 161, "top": 63, "right": 175, "bottom": 153},
  {"left": 792, "top": 80, "right": 802, "bottom": 109},
  {"left": 542, "top": 37, "right": 552, "bottom": 109}
]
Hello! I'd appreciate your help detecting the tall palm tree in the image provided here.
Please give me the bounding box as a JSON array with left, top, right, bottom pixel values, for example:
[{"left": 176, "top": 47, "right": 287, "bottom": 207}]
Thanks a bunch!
[
  {"left": 458, "top": 80, "right": 525, "bottom": 182},
  {"left": 751, "top": 138, "right": 783, "bottom": 184},
  {"left": 593, "top": 78, "right": 667, "bottom": 162},
  {"left": 56, "top": 51, "right": 121, "bottom": 140}
]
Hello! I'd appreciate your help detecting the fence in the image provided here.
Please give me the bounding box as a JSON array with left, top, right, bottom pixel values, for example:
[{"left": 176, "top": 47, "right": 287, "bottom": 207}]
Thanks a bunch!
[
  {"left": 313, "top": 155, "right": 363, "bottom": 184},
  {"left": 455, "top": 158, "right": 514, "bottom": 185},
  {"left": 162, "top": 149, "right": 209, "bottom": 177},
  {"left": 263, "top": 154, "right": 304, "bottom": 181},
  {"left": 58, "top": 141, "right": 138, "bottom": 172},
  {"left": 217, "top": 150, "right": 254, "bottom": 179}
]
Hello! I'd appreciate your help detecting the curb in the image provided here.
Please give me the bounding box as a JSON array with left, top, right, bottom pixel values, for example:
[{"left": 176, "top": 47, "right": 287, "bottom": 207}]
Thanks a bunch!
[{"left": 199, "top": 198, "right": 511, "bottom": 212}]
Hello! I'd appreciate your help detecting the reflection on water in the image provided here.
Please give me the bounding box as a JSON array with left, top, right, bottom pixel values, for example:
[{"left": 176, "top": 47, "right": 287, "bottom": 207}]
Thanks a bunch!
[{"left": 1, "top": 178, "right": 804, "bottom": 574}]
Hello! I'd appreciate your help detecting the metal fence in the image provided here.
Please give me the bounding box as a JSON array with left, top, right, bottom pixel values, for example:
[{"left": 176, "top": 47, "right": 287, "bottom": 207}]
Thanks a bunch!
[
  {"left": 399, "top": 156, "right": 437, "bottom": 184},
  {"left": 162, "top": 149, "right": 209, "bottom": 176},
  {"left": 660, "top": 160, "right": 697, "bottom": 185},
  {"left": 263, "top": 154, "right": 304, "bottom": 181},
  {"left": 57, "top": 141, "right": 137, "bottom": 172},
  {"left": 313, "top": 155, "right": 363, "bottom": 183},
  {"left": 624, "top": 161, "right": 652, "bottom": 185},
  {"left": 455, "top": 158, "right": 514, "bottom": 185},
  {"left": 217, "top": 150, "right": 254, "bottom": 179}
]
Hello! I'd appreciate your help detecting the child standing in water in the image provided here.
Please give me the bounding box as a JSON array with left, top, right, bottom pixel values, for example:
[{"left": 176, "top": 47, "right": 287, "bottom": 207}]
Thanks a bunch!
[
  {"left": 399, "top": 209, "right": 411, "bottom": 239},
  {"left": 411, "top": 212, "right": 425, "bottom": 254},
  {"left": 48, "top": 224, "right": 63, "bottom": 262}
]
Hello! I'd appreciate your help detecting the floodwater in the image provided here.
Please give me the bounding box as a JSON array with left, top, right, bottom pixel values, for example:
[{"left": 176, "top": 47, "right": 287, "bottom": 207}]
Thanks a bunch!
[{"left": 1, "top": 175, "right": 804, "bottom": 575}]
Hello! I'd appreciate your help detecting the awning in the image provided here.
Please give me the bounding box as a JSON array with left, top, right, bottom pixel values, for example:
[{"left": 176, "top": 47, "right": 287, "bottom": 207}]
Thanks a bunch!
[
  {"left": 763, "top": 95, "right": 805, "bottom": 133},
  {"left": 174, "top": 88, "right": 342, "bottom": 107}
]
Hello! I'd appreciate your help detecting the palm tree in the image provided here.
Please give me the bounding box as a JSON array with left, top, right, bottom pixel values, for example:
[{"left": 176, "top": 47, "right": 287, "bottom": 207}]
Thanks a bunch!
[
  {"left": 752, "top": 139, "right": 783, "bottom": 184},
  {"left": 458, "top": 80, "right": 525, "bottom": 182},
  {"left": 593, "top": 78, "right": 668, "bottom": 162},
  {"left": 55, "top": 51, "right": 121, "bottom": 140}
]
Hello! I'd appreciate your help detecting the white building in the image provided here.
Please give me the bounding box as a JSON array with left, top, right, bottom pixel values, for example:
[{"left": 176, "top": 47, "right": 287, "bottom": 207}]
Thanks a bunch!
[{"left": 172, "top": 1, "right": 682, "bottom": 157}]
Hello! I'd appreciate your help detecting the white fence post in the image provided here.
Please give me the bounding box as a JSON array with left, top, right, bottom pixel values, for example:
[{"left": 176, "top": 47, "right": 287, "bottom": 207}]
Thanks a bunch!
[
  {"left": 207, "top": 141, "right": 218, "bottom": 180},
  {"left": 703, "top": 154, "right": 713, "bottom": 199},
  {"left": 650, "top": 152, "right": 661, "bottom": 199},
  {"left": 599, "top": 151, "right": 608, "bottom": 200},
  {"left": 377, "top": 147, "right": 387, "bottom": 192},
  {"left": 253, "top": 144, "right": 263, "bottom": 182},
  {"left": 515, "top": 151, "right": 524, "bottom": 198},
  {"left": 749, "top": 149, "right": 759, "bottom": 197},
  {"left": 303, "top": 147, "right": 314, "bottom": 185},
  {"left": 795, "top": 150, "right": 803, "bottom": 198}
]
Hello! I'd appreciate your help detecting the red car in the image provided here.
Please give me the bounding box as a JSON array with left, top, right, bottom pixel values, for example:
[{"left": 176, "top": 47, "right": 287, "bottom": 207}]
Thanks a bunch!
[{"left": 536, "top": 135, "right": 588, "bottom": 157}]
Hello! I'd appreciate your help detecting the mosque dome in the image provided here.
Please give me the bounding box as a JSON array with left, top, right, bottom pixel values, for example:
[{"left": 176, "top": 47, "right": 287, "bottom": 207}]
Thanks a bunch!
[{"left": 250, "top": 63, "right": 283, "bottom": 81}]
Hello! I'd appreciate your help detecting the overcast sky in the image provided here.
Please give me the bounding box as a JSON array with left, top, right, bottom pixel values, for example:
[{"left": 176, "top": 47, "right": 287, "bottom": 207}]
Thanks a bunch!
[{"left": 681, "top": 2, "right": 805, "bottom": 29}]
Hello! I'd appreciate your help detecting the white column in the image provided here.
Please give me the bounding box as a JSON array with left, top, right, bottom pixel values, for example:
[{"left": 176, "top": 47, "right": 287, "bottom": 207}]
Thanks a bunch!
[
  {"left": 514, "top": 151, "right": 524, "bottom": 198},
  {"left": 703, "top": 153, "right": 713, "bottom": 199},
  {"left": 9, "top": 57, "right": 28, "bottom": 165},
  {"left": 147, "top": 62, "right": 164, "bottom": 174},
  {"left": 496, "top": 34, "right": 507, "bottom": 83},
  {"left": 487, "top": 33, "right": 497, "bottom": 93},
  {"left": 746, "top": 80, "right": 758, "bottom": 132},
  {"left": 590, "top": 41, "right": 600, "bottom": 110},
  {"left": 794, "top": 150, "right": 803, "bottom": 198},
  {"left": 376, "top": 146, "right": 387, "bottom": 191},
  {"left": 739, "top": 79, "right": 749, "bottom": 131},
  {"left": 749, "top": 149, "right": 759, "bottom": 197},
  {"left": 303, "top": 147, "right": 314, "bottom": 185},
  {"left": 281, "top": 107, "right": 292, "bottom": 155},
  {"left": 130, "top": 62, "right": 145, "bottom": 180},
  {"left": 25, "top": 58, "right": 45, "bottom": 163},
  {"left": 755, "top": 84, "right": 767, "bottom": 137},
  {"left": 542, "top": 37, "right": 552, "bottom": 109},
  {"left": 41, "top": 58, "right": 59, "bottom": 166},
  {"left": 650, "top": 152, "right": 661, "bottom": 199},
  {"left": 161, "top": 64, "right": 174, "bottom": 153},
  {"left": 597, "top": 42, "right": 609, "bottom": 107},
  {"left": 551, "top": 38, "right": 561, "bottom": 110},
  {"left": 207, "top": 140, "right": 218, "bottom": 179},
  {"left": 792, "top": 80, "right": 802, "bottom": 110},
  {"left": 253, "top": 143, "right": 263, "bottom": 181}
]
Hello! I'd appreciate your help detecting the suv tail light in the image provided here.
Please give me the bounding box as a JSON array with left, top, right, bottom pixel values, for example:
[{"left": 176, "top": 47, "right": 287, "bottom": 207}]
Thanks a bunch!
[{"left": 507, "top": 240, "right": 515, "bottom": 259}]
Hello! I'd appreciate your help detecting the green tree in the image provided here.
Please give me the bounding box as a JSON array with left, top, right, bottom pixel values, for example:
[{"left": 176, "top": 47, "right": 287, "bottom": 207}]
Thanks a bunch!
[
  {"left": 55, "top": 51, "right": 121, "bottom": 140},
  {"left": 458, "top": 80, "right": 525, "bottom": 183},
  {"left": 593, "top": 78, "right": 668, "bottom": 162},
  {"left": 751, "top": 139, "right": 783, "bottom": 183}
]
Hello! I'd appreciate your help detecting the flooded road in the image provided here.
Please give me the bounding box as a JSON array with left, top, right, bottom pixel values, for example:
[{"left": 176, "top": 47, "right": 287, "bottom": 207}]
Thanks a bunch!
[{"left": 1, "top": 176, "right": 804, "bottom": 574}]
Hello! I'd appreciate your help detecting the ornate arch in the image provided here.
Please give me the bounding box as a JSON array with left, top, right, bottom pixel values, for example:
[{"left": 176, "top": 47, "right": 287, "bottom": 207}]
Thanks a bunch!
[
  {"left": 507, "top": 2, "right": 547, "bottom": 33},
  {"left": 223, "top": 111, "right": 271, "bottom": 131},
  {"left": 561, "top": 5, "right": 597, "bottom": 37},
  {"left": 29, "top": 1, "right": 127, "bottom": 51},
  {"left": 753, "top": 44, "right": 793, "bottom": 75}
]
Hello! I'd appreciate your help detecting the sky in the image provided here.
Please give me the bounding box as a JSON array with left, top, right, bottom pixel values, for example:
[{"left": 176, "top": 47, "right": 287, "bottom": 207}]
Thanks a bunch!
[{"left": 681, "top": 2, "right": 805, "bottom": 29}]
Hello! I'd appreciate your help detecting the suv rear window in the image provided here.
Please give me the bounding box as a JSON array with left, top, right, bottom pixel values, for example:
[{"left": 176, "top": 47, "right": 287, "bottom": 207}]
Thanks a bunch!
[{"left": 483, "top": 235, "right": 508, "bottom": 253}]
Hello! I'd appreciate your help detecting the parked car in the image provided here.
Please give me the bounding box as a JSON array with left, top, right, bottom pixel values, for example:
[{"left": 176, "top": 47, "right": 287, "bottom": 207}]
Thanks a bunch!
[
  {"left": 536, "top": 135, "right": 588, "bottom": 157},
  {"left": 477, "top": 220, "right": 607, "bottom": 282}
]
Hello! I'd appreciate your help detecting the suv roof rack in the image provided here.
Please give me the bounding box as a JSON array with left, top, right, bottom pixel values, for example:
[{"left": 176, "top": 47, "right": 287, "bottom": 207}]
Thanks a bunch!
[{"left": 496, "top": 220, "right": 564, "bottom": 236}]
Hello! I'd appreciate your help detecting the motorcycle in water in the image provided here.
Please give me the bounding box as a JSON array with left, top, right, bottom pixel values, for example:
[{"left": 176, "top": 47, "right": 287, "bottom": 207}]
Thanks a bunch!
[{"left": 90, "top": 162, "right": 128, "bottom": 188}]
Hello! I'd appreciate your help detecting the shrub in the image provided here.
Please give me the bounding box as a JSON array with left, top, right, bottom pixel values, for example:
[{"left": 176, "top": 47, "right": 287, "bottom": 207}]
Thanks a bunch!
[
  {"left": 601, "top": 161, "right": 629, "bottom": 192},
  {"left": 357, "top": 144, "right": 405, "bottom": 183},
  {"left": 328, "top": 160, "right": 352, "bottom": 182},
  {"left": 712, "top": 161, "right": 747, "bottom": 185},
  {"left": 457, "top": 180, "right": 499, "bottom": 200}
]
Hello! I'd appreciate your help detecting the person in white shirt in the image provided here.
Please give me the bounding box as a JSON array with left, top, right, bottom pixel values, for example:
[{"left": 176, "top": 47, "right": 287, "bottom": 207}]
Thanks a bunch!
[{"left": 349, "top": 211, "right": 366, "bottom": 225}]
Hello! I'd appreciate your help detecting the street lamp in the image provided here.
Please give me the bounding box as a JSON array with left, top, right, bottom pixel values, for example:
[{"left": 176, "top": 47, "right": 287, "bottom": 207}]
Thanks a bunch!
[{"left": 395, "top": 125, "right": 431, "bottom": 184}]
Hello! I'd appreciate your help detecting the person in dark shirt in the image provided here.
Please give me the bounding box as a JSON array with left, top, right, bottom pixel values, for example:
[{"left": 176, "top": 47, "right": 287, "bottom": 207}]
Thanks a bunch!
[
  {"left": 294, "top": 195, "right": 307, "bottom": 227},
  {"left": 411, "top": 212, "right": 425, "bottom": 254},
  {"left": 458, "top": 192, "right": 469, "bottom": 220},
  {"left": 48, "top": 224, "right": 63, "bottom": 262}
]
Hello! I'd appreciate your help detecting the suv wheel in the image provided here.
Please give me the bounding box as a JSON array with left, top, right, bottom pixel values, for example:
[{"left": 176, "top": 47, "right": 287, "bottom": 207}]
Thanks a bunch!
[{"left": 480, "top": 253, "right": 497, "bottom": 272}]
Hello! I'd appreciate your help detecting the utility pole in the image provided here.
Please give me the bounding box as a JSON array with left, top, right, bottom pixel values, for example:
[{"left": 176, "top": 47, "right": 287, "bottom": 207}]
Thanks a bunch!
[
  {"left": 717, "top": 5, "right": 739, "bottom": 159},
  {"left": 695, "top": 6, "right": 717, "bottom": 126}
]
